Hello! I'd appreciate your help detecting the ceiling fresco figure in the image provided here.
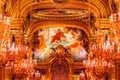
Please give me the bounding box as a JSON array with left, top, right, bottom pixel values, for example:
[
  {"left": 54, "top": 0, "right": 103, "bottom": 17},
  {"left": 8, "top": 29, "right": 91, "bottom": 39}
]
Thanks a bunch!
[
  {"left": 32, "top": 27, "right": 88, "bottom": 62},
  {"left": 51, "top": 29, "right": 66, "bottom": 44},
  {"left": 1, "top": 0, "right": 119, "bottom": 80}
]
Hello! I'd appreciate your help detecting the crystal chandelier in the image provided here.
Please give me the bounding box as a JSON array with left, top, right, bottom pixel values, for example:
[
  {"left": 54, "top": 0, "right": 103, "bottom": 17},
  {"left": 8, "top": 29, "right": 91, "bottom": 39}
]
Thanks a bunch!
[
  {"left": 0, "top": 2, "right": 35, "bottom": 80},
  {"left": 109, "top": 10, "right": 120, "bottom": 59},
  {"left": 0, "top": 12, "right": 10, "bottom": 66},
  {"left": 110, "top": 12, "right": 120, "bottom": 40},
  {"left": 83, "top": 2, "right": 120, "bottom": 78},
  {"left": 109, "top": 0, "right": 120, "bottom": 43},
  {"left": 110, "top": 13, "right": 118, "bottom": 31},
  {"left": 4, "top": 43, "right": 35, "bottom": 80},
  {"left": 83, "top": 33, "right": 117, "bottom": 79},
  {"left": 84, "top": 57, "right": 114, "bottom": 79},
  {"left": 31, "top": 70, "right": 41, "bottom": 80}
]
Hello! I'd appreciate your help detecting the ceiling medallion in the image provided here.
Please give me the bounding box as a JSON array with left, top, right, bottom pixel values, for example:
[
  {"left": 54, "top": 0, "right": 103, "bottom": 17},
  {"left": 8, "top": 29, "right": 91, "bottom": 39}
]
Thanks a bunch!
[{"left": 51, "top": 0, "right": 69, "bottom": 6}]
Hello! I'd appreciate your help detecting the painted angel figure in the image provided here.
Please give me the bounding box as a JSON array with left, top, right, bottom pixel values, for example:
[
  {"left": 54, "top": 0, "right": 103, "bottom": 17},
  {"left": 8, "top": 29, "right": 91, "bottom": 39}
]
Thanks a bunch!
[
  {"left": 69, "top": 38, "right": 87, "bottom": 61},
  {"left": 51, "top": 29, "right": 66, "bottom": 43}
]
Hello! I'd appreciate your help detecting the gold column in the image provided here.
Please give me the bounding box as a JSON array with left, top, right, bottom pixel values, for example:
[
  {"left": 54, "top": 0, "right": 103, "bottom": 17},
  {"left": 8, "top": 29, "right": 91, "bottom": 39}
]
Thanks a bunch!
[
  {"left": 96, "top": 18, "right": 110, "bottom": 35},
  {"left": 10, "top": 18, "right": 24, "bottom": 29},
  {"left": 68, "top": 64, "right": 73, "bottom": 80},
  {"left": 47, "top": 65, "right": 52, "bottom": 80},
  {"left": 1, "top": 66, "right": 6, "bottom": 80},
  {"left": 10, "top": 18, "right": 24, "bottom": 44}
]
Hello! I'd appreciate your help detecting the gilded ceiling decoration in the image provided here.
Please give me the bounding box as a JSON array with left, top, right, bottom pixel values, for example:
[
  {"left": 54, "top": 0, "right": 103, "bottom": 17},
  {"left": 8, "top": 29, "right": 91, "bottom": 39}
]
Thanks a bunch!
[
  {"left": 0, "top": 0, "right": 120, "bottom": 80},
  {"left": 0, "top": 0, "right": 113, "bottom": 43},
  {"left": 31, "top": 8, "right": 89, "bottom": 19},
  {"left": 51, "top": 0, "right": 69, "bottom": 5}
]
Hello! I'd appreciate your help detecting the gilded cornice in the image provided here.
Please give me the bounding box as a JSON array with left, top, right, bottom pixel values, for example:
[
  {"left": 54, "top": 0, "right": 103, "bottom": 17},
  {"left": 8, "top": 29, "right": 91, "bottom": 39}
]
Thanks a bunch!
[
  {"left": 9, "top": 0, "right": 112, "bottom": 42},
  {"left": 10, "top": 0, "right": 111, "bottom": 19}
]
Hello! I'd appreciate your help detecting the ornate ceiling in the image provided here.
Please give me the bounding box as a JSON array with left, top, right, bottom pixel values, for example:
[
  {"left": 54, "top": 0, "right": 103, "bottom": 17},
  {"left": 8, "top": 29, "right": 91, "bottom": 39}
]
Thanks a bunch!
[
  {"left": 1, "top": 0, "right": 118, "bottom": 42},
  {"left": 3, "top": 0, "right": 118, "bottom": 18},
  {"left": 6, "top": 0, "right": 113, "bottom": 18}
]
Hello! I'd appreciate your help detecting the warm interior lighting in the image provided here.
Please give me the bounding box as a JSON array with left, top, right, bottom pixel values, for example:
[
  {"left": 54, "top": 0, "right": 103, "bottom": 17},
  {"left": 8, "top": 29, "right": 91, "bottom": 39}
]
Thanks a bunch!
[
  {"left": 83, "top": 33, "right": 118, "bottom": 79},
  {"left": 0, "top": 9, "right": 35, "bottom": 80},
  {"left": 1, "top": 0, "right": 120, "bottom": 80},
  {"left": 110, "top": 15, "right": 120, "bottom": 62}
]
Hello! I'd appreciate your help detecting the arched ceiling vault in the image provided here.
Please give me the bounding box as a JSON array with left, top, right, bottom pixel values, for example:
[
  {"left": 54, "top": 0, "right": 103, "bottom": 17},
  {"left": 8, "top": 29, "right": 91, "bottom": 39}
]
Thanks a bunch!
[
  {"left": 10, "top": 0, "right": 111, "bottom": 19},
  {"left": 9, "top": 0, "right": 111, "bottom": 39},
  {"left": 27, "top": 20, "right": 91, "bottom": 39}
]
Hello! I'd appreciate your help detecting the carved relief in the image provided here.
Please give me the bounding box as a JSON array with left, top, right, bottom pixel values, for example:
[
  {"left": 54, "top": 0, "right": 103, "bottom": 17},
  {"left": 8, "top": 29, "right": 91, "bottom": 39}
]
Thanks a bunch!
[
  {"left": 47, "top": 44, "right": 72, "bottom": 80},
  {"left": 51, "top": 0, "right": 69, "bottom": 6},
  {"left": 48, "top": 45, "right": 72, "bottom": 62}
]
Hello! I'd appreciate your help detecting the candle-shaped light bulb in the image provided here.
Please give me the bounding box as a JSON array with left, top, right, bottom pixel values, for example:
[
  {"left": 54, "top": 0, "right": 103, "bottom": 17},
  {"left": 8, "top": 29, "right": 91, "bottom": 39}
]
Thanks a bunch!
[
  {"left": 11, "top": 43, "right": 15, "bottom": 54},
  {"left": 3, "top": 16, "right": 6, "bottom": 24},
  {"left": 0, "top": 13, "right": 2, "bottom": 22},
  {"left": 8, "top": 40, "right": 11, "bottom": 48},
  {"left": 6, "top": 17, "right": 10, "bottom": 26},
  {"left": 118, "top": 12, "right": 120, "bottom": 20},
  {"left": 110, "top": 14, "right": 113, "bottom": 22},
  {"left": 117, "top": 47, "right": 120, "bottom": 53},
  {"left": 15, "top": 47, "right": 18, "bottom": 55},
  {"left": 25, "top": 46, "right": 28, "bottom": 52}
]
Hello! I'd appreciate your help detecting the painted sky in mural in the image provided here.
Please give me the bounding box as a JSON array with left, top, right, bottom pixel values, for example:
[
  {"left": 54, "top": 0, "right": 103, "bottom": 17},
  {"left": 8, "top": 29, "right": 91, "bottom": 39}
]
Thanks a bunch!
[{"left": 33, "top": 27, "right": 88, "bottom": 61}]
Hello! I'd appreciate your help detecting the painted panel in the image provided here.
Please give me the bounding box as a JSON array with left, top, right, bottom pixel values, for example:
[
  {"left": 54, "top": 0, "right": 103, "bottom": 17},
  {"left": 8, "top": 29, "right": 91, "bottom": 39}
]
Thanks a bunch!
[{"left": 32, "top": 27, "right": 88, "bottom": 61}]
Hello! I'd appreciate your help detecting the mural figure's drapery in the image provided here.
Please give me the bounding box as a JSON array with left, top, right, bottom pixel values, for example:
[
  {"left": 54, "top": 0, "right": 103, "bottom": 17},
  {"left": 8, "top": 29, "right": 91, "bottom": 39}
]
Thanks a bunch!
[{"left": 32, "top": 27, "right": 88, "bottom": 62}]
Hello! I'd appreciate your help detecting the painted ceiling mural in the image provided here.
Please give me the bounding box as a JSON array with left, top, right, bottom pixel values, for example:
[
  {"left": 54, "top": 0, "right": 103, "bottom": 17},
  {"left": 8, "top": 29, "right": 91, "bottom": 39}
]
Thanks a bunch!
[{"left": 32, "top": 27, "right": 88, "bottom": 62}]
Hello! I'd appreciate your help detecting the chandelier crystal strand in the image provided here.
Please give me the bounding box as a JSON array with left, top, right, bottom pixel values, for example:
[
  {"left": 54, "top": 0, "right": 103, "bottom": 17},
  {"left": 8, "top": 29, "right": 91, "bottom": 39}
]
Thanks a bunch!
[
  {"left": 109, "top": 7, "right": 120, "bottom": 60},
  {"left": 84, "top": 33, "right": 116, "bottom": 80},
  {"left": 109, "top": 8, "right": 120, "bottom": 42},
  {"left": 0, "top": 2, "right": 35, "bottom": 80},
  {"left": 0, "top": 11, "right": 11, "bottom": 66},
  {"left": 5, "top": 40, "right": 35, "bottom": 80}
]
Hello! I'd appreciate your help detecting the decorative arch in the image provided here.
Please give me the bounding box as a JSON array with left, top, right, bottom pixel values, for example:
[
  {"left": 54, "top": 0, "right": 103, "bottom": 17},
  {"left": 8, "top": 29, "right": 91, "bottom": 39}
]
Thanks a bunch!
[
  {"left": 47, "top": 56, "right": 74, "bottom": 65},
  {"left": 46, "top": 44, "right": 74, "bottom": 65},
  {"left": 26, "top": 20, "right": 92, "bottom": 42},
  {"left": 10, "top": 0, "right": 111, "bottom": 20},
  {"left": 45, "top": 44, "right": 74, "bottom": 78}
]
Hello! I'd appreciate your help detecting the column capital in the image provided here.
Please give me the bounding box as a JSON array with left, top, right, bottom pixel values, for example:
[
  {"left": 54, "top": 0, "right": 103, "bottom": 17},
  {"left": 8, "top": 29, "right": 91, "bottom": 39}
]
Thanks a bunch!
[
  {"left": 95, "top": 18, "right": 111, "bottom": 34},
  {"left": 96, "top": 18, "right": 110, "bottom": 29},
  {"left": 10, "top": 18, "right": 25, "bottom": 29}
]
